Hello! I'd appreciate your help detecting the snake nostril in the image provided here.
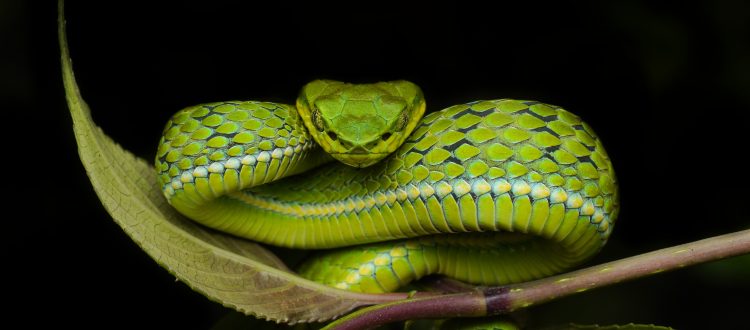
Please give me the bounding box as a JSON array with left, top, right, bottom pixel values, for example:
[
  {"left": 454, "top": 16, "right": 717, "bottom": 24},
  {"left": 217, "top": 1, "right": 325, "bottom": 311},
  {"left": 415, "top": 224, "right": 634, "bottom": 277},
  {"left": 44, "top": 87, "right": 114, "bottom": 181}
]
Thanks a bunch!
[
  {"left": 339, "top": 139, "right": 353, "bottom": 149},
  {"left": 381, "top": 132, "right": 392, "bottom": 141},
  {"left": 365, "top": 140, "right": 380, "bottom": 150},
  {"left": 327, "top": 131, "right": 338, "bottom": 140}
]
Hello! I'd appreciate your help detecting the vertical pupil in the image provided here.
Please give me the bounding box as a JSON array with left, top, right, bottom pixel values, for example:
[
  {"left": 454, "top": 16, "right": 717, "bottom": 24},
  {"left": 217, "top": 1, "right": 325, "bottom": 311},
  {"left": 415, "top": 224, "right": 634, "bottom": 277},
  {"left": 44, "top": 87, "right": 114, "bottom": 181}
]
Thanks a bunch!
[
  {"left": 395, "top": 112, "right": 408, "bottom": 131},
  {"left": 312, "top": 109, "right": 324, "bottom": 131}
]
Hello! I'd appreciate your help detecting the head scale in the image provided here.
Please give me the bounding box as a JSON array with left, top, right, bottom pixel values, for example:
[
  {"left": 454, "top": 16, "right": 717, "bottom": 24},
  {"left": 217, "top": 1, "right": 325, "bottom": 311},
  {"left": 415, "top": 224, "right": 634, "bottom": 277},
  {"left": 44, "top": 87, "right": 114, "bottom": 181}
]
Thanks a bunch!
[{"left": 296, "top": 80, "right": 426, "bottom": 168}]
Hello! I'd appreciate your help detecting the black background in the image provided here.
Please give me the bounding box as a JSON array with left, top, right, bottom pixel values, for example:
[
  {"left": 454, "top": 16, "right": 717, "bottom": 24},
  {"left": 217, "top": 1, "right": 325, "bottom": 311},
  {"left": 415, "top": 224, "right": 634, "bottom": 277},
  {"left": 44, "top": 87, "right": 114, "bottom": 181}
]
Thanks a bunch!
[{"left": 4, "top": 1, "right": 750, "bottom": 329}]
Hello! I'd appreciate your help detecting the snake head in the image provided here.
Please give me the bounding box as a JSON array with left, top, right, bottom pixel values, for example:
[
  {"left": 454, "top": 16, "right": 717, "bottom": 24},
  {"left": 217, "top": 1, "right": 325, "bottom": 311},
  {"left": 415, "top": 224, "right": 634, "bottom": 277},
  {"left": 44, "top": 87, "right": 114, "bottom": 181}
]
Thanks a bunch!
[{"left": 297, "top": 80, "right": 426, "bottom": 168}]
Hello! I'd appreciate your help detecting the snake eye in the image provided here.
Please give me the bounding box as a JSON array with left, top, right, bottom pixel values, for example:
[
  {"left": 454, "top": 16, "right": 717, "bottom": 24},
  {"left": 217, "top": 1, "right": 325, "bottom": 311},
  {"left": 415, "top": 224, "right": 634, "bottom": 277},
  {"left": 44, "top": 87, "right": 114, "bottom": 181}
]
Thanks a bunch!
[
  {"left": 311, "top": 107, "right": 324, "bottom": 131},
  {"left": 394, "top": 112, "right": 408, "bottom": 131}
]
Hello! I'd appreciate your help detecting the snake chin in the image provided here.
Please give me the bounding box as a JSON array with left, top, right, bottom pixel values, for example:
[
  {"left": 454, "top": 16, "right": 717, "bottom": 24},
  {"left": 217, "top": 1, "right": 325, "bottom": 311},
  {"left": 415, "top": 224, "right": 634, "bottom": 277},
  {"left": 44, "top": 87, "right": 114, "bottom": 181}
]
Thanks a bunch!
[{"left": 331, "top": 153, "right": 389, "bottom": 168}]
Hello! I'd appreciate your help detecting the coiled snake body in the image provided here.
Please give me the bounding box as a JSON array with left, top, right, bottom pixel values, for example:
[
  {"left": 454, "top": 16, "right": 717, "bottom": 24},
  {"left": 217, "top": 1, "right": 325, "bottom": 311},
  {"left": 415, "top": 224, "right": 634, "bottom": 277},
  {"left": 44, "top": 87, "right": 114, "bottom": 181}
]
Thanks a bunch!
[{"left": 156, "top": 80, "right": 619, "bottom": 293}]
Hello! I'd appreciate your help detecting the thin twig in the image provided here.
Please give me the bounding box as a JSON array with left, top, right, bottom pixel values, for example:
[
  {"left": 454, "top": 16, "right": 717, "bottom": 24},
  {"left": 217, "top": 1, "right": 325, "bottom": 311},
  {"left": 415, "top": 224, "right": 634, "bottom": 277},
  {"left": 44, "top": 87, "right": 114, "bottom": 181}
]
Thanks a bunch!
[{"left": 494, "top": 228, "right": 750, "bottom": 312}]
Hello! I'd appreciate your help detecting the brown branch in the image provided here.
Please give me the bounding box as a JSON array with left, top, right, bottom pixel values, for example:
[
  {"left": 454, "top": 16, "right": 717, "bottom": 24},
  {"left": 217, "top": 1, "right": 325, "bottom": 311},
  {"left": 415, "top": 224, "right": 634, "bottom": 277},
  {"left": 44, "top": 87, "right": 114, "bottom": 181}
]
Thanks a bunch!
[
  {"left": 324, "top": 229, "right": 750, "bottom": 330},
  {"left": 492, "top": 228, "right": 750, "bottom": 313}
]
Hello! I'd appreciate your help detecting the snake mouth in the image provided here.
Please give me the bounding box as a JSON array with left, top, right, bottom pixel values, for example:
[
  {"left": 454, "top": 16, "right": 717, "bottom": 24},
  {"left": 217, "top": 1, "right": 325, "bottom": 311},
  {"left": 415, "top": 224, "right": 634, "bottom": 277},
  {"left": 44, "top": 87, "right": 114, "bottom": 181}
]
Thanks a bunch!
[
  {"left": 331, "top": 153, "right": 389, "bottom": 168},
  {"left": 331, "top": 152, "right": 388, "bottom": 155}
]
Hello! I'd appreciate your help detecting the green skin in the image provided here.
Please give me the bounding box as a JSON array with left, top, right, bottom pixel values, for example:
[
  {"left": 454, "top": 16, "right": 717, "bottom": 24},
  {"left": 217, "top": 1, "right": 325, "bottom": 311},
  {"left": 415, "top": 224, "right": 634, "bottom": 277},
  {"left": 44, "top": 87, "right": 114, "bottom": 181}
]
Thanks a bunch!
[{"left": 156, "top": 80, "right": 619, "bottom": 293}]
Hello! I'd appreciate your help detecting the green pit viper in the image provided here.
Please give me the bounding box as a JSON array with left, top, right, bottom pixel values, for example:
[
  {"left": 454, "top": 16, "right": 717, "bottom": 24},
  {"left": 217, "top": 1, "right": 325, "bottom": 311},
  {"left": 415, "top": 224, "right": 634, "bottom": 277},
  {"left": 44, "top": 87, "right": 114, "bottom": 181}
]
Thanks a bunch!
[{"left": 156, "top": 80, "right": 619, "bottom": 293}]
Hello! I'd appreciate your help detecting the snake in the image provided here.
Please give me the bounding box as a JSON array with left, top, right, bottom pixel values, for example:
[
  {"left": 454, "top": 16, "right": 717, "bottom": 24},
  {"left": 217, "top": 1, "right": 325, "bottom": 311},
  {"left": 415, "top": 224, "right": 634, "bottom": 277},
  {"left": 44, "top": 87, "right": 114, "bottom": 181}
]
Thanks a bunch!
[{"left": 155, "top": 80, "right": 619, "bottom": 293}]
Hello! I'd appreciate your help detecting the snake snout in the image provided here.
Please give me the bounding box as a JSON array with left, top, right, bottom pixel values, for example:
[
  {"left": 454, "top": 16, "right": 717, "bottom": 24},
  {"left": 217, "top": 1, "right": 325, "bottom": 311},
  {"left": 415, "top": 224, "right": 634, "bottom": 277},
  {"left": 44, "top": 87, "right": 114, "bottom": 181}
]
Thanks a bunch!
[
  {"left": 337, "top": 138, "right": 376, "bottom": 154},
  {"left": 349, "top": 146, "right": 368, "bottom": 154}
]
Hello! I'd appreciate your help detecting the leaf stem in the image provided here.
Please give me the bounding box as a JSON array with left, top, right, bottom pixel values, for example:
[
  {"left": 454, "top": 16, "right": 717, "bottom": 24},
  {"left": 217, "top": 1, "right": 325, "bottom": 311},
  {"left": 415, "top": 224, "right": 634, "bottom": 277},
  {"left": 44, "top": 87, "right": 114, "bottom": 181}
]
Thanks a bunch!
[{"left": 324, "top": 229, "right": 750, "bottom": 330}]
